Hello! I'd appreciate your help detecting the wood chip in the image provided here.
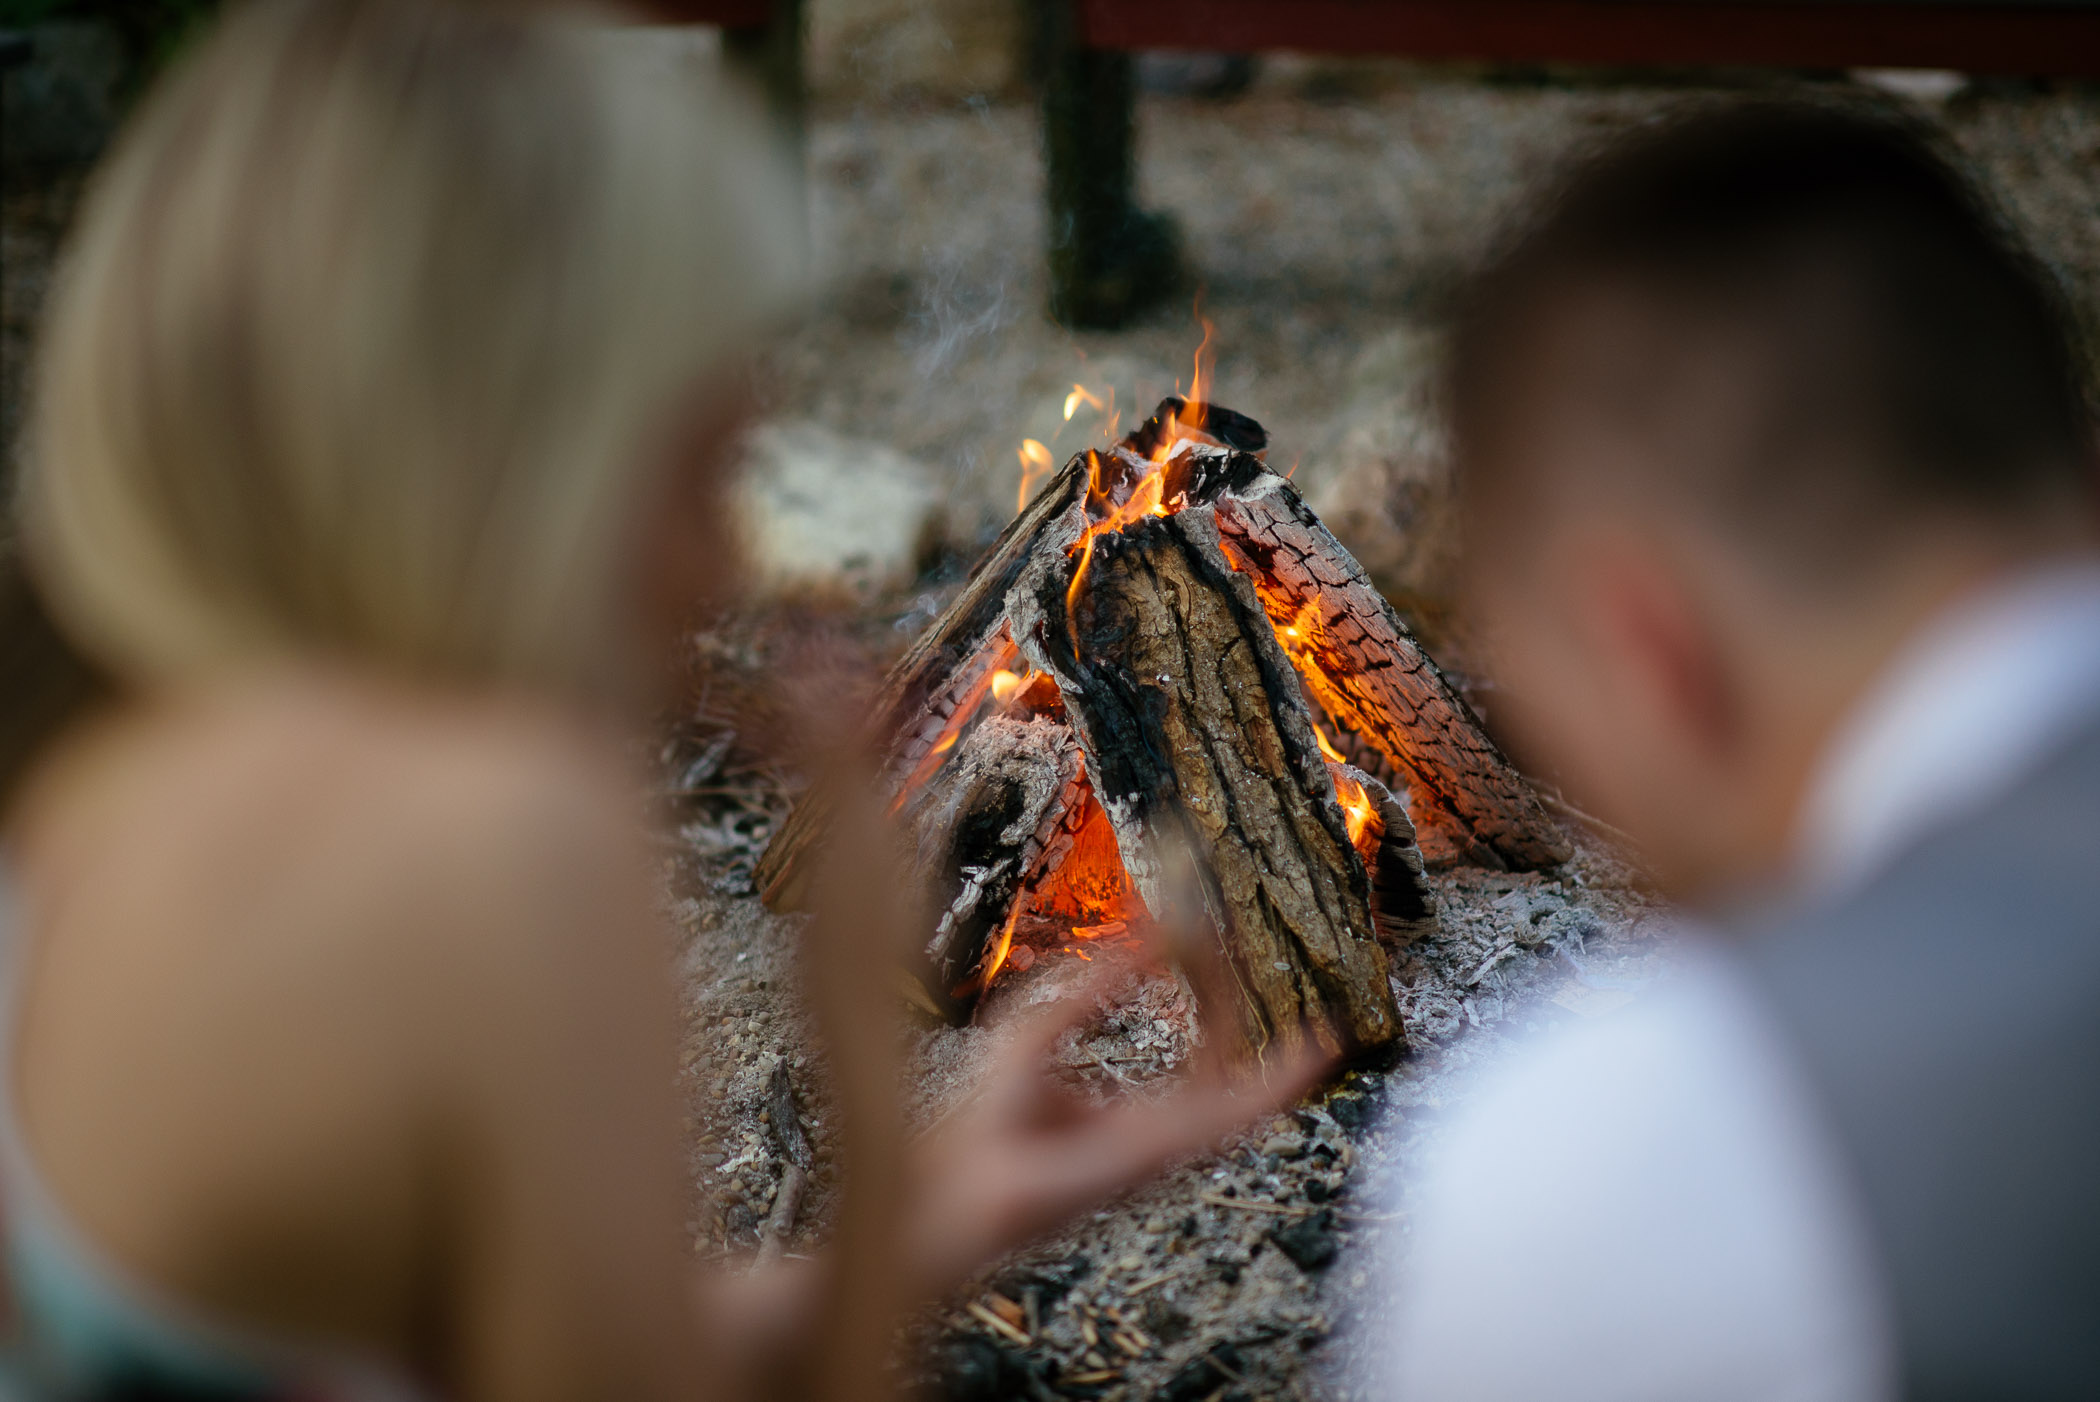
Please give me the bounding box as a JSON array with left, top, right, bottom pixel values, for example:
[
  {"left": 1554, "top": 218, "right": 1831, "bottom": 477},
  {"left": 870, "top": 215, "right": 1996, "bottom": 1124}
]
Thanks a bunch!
[
  {"left": 1199, "top": 1191, "right": 1317, "bottom": 1216},
  {"left": 965, "top": 1300, "right": 1030, "bottom": 1347}
]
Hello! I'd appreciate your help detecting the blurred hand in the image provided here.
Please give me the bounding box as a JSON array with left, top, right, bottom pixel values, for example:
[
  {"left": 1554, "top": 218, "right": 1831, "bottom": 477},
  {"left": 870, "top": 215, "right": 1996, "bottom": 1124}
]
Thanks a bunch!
[
  {"left": 789, "top": 706, "right": 925, "bottom": 1402},
  {"left": 784, "top": 693, "right": 1333, "bottom": 1390},
  {"left": 901, "top": 961, "right": 1331, "bottom": 1295}
]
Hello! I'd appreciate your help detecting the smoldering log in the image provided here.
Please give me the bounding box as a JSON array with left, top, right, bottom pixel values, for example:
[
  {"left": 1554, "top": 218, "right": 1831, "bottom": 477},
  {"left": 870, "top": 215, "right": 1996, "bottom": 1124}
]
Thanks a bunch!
[
  {"left": 1206, "top": 466, "right": 1571, "bottom": 871},
  {"left": 1329, "top": 762, "right": 1432, "bottom": 943},
  {"left": 902, "top": 713, "right": 1086, "bottom": 1009},
  {"left": 755, "top": 463, "right": 1092, "bottom": 910},
  {"left": 1012, "top": 508, "right": 1400, "bottom": 1061}
]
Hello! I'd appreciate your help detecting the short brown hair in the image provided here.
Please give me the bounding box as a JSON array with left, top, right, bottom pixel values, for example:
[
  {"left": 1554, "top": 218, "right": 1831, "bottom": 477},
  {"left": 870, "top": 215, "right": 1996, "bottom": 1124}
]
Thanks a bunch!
[{"left": 1449, "top": 99, "right": 2097, "bottom": 571}]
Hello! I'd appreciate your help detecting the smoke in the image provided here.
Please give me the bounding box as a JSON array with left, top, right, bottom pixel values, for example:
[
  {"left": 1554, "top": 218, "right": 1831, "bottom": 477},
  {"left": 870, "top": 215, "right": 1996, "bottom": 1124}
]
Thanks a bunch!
[{"left": 903, "top": 239, "right": 1017, "bottom": 381}]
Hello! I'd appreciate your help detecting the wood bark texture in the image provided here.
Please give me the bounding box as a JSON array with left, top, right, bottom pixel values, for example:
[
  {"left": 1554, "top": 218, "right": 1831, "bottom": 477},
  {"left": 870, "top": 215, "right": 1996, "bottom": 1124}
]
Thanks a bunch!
[
  {"left": 1014, "top": 509, "right": 1400, "bottom": 1060},
  {"left": 755, "top": 463, "right": 1089, "bottom": 908},
  {"left": 904, "top": 714, "right": 1084, "bottom": 1007},
  {"left": 1208, "top": 471, "right": 1571, "bottom": 870}
]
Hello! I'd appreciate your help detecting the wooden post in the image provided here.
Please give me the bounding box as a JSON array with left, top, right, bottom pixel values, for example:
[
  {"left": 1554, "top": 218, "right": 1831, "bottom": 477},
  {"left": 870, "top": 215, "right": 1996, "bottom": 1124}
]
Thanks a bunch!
[{"left": 1034, "top": 0, "right": 1178, "bottom": 328}]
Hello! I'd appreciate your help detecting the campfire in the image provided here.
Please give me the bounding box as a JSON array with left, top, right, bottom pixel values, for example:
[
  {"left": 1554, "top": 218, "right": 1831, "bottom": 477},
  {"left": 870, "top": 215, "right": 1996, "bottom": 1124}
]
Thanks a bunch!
[{"left": 757, "top": 384, "right": 1568, "bottom": 1065}]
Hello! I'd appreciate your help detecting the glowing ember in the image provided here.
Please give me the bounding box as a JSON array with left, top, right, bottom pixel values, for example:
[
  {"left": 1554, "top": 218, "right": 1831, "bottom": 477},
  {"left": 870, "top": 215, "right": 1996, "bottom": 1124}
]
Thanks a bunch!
[
  {"left": 1021, "top": 792, "right": 1141, "bottom": 926},
  {"left": 1278, "top": 592, "right": 1323, "bottom": 647}
]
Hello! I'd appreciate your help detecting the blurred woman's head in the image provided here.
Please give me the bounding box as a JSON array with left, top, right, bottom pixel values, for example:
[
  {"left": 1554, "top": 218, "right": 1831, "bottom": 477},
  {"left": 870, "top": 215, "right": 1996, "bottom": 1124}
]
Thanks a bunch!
[{"left": 21, "top": 0, "right": 801, "bottom": 702}]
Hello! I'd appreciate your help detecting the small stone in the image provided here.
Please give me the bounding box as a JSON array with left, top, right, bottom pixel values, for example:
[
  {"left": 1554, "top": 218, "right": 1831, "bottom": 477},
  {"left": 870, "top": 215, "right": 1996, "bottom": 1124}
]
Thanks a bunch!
[
  {"left": 1261, "top": 1132, "right": 1307, "bottom": 1159},
  {"left": 934, "top": 1335, "right": 1033, "bottom": 1402},
  {"left": 1118, "top": 1253, "right": 1145, "bottom": 1272},
  {"left": 1268, "top": 1209, "right": 1340, "bottom": 1273},
  {"left": 1159, "top": 1344, "right": 1246, "bottom": 1402},
  {"left": 1142, "top": 1299, "right": 1193, "bottom": 1345},
  {"left": 1143, "top": 1215, "right": 1169, "bottom": 1233}
]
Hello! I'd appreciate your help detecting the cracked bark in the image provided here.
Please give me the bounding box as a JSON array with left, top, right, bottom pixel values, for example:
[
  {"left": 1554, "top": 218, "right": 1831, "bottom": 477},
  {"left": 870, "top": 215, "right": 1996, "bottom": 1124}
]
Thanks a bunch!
[{"left": 1014, "top": 510, "right": 1399, "bottom": 1062}]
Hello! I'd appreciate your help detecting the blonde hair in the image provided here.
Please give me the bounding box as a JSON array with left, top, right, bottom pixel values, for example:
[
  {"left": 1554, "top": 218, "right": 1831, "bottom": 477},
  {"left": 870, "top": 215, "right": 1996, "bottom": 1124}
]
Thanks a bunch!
[{"left": 21, "top": 0, "right": 801, "bottom": 692}]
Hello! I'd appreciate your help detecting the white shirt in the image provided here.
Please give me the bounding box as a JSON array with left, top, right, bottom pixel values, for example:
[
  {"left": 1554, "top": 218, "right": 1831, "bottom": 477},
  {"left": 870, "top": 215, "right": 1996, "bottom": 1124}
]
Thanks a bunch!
[{"left": 1376, "top": 560, "right": 2100, "bottom": 1402}]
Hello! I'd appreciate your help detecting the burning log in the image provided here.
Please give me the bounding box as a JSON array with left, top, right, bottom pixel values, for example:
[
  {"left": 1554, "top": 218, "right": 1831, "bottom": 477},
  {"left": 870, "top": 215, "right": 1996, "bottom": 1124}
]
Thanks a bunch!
[
  {"left": 755, "top": 399, "right": 1564, "bottom": 1061},
  {"left": 1213, "top": 476, "right": 1572, "bottom": 871},
  {"left": 1012, "top": 507, "right": 1396, "bottom": 1058},
  {"left": 905, "top": 712, "right": 1088, "bottom": 1012}
]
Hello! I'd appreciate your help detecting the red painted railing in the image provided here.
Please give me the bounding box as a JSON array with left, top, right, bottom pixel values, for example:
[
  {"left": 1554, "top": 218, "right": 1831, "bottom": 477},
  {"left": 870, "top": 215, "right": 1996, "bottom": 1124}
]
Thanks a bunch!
[{"left": 1077, "top": 1, "right": 2100, "bottom": 78}]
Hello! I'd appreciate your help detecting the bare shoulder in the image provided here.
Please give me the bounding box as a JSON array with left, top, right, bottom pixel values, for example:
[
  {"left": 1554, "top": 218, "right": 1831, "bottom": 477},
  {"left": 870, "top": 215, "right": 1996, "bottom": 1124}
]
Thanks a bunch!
[
  {"left": 6, "top": 677, "right": 670, "bottom": 1337},
  {"left": 18, "top": 672, "right": 655, "bottom": 998}
]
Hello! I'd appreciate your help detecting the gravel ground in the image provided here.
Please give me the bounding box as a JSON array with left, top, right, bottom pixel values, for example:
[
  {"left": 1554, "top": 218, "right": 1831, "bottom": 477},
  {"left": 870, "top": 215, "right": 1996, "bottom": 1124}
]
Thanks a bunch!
[{"left": 11, "top": 45, "right": 2100, "bottom": 1402}]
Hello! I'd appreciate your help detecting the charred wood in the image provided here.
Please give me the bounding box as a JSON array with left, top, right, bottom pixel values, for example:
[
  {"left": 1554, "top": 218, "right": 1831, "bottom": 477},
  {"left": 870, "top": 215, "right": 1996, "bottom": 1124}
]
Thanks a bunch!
[
  {"left": 1206, "top": 465, "right": 1569, "bottom": 871},
  {"left": 1013, "top": 509, "right": 1400, "bottom": 1062}
]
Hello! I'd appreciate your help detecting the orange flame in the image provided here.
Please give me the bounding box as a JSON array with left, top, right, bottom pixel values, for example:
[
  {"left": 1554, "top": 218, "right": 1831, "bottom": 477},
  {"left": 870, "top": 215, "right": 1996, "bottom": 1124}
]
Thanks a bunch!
[
  {"left": 1064, "top": 451, "right": 1108, "bottom": 648},
  {"left": 990, "top": 668, "right": 1026, "bottom": 704},
  {"left": 1148, "top": 409, "right": 1180, "bottom": 467},
  {"left": 1063, "top": 442, "right": 1181, "bottom": 652},
  {"left": 889, "top": 638, "right": 1019, "bottom": 814},
  {"left": 1184, "top": 312, "right": 1215, "bottom": 429},
  {"left": 1279, "top": 593, "right": 1323, "bottom": 647},
  {"left": 1311, "top": 722, "right": 1347, "bottom": 765},
  {"left": 1063, "top": 384, "right": 1105, "bottom": 421},
  {"left": 1017, "top": 438, "right": 1055, "bottom": 512},
  {"left": 1335, "top": 770, "right": 1378, "bottom": 850},
  {"left": 981, "top": 902, "right": 1020, "bottom": 986}
]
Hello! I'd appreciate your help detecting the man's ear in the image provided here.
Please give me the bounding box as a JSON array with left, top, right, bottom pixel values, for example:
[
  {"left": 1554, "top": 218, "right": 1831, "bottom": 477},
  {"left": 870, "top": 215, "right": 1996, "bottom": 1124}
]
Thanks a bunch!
[{"left": 1575, "top": 531, "right": 1742, "bottom": 764}]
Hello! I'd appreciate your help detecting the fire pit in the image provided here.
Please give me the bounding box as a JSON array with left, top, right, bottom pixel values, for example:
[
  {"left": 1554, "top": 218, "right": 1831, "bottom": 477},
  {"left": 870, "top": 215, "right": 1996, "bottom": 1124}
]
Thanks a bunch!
[{"left": 756, "top": 391, "right": 1568, "bottom": 1064}]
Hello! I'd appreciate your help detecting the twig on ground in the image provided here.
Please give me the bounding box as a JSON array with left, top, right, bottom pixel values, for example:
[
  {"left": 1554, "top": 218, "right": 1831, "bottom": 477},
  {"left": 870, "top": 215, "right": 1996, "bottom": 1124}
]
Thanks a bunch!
[
  {"left": 753, "top": 1057, "right": 812, "bottom": 1270},
  {"left": 1198, "top": 1190, "right": 1398, "bottom": 1223},
  {"left": 966, "top": 1300, "right": 1032, "bottom": 1347}
]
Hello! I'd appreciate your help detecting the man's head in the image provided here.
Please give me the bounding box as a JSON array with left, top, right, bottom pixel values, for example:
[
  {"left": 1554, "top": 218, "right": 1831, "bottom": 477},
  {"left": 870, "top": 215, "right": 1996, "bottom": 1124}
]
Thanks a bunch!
[{"left": 1451, "top": 100, "right": 2099, "bottom": 903}]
